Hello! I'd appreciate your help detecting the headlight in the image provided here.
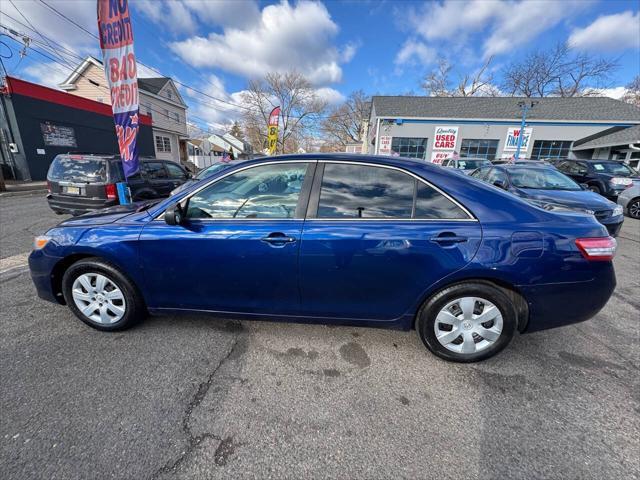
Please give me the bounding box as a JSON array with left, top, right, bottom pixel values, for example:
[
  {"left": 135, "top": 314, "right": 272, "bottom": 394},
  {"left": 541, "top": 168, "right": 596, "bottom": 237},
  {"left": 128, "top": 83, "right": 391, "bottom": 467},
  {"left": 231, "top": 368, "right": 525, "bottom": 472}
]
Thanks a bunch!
[
  {"left": 613, "top": 205, "right": 623, "bottom": 216},
  {"left": 33, "top": 235, "right": 51, "bottom": 250},
  {"left": 610, "top": 177, "right": 633, "bottom": 187}
]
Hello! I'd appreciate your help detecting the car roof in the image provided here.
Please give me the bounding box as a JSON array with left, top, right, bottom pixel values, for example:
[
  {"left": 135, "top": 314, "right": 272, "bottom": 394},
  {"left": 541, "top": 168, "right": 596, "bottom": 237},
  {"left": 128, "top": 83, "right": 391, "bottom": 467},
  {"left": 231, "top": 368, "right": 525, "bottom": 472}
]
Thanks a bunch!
[{"left": 494, "top": 163, "right": 556, "bottom": 170}]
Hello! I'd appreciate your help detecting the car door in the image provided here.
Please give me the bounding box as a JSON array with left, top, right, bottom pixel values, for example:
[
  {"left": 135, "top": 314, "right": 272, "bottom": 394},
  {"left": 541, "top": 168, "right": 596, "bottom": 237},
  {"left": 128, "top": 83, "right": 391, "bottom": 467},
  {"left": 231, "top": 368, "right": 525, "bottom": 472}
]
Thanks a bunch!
[
  {"left": 141, "top": 161, "right": 173, "bottom": 198},
  {"left": 298, "top": 162, "right": 482, "bottom": 322},
  {"left": 138, "top": 161, "right": 314, "bottom": 314},
  {"left": 164, "top": 161, "right": 190, "bottom": 191}
]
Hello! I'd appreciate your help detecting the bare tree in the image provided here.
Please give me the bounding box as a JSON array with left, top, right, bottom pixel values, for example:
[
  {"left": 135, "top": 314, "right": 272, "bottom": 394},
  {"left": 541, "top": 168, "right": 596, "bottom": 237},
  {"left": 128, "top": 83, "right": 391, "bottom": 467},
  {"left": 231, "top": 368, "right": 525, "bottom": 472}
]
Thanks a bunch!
[
  {"left": 422, "top": 57, "right": 497, "bottom": 97},
  {"left": 501, "top": 42, "right": 619, "bottom": 97},
  {"left": 320, "top": 90, "right": 370, "bottom": 151},
  {"left": 621, "top": 75, "right": 640, "bottom": 107},
  {"left": 240, "top": 72, "right": 327, "bottom": 154},
  {"left": 228, "top": 121, "right": 244, "bottom": 141}
]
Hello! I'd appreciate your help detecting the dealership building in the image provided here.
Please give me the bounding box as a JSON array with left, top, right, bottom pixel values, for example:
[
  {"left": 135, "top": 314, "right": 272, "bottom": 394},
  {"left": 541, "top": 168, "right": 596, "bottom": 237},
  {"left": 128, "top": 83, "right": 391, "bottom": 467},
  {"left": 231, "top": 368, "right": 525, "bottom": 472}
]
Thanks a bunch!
[{"left": 366, "top": 96, "right": 640, "bottom": 164}]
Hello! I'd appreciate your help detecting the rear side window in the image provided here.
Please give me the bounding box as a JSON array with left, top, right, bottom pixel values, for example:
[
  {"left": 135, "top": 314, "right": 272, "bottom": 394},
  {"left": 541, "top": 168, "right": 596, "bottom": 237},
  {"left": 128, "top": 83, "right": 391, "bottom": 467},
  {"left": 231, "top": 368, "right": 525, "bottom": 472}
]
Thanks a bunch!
[
  {"left": 48, "top": 156, "right": 107, "bottom": 183},
  {"left": 414, "top": 183, "right": 468, "bottom": 219},
  {"left": 317, "top": 164, "right": 414, "bottom": 218}
]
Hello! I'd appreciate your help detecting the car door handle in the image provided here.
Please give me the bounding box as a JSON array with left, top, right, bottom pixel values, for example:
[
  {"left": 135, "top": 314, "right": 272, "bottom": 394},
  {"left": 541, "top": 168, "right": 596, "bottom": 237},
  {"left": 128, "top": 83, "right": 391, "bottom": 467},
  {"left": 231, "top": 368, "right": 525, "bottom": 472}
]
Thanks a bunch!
[
  {"left": 261, "top": 232, "right": 297, "bottom": 246},
  {"left": 430, "top": 233, "right": 468, "bottom": 244}
]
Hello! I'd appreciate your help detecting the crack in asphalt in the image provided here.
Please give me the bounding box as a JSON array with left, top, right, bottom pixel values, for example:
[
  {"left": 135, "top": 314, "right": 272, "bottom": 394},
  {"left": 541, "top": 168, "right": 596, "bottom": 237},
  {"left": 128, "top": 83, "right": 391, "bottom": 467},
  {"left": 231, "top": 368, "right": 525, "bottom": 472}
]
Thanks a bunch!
[{"left": 149, "top": 324, "right": 244, "bottom": 480}]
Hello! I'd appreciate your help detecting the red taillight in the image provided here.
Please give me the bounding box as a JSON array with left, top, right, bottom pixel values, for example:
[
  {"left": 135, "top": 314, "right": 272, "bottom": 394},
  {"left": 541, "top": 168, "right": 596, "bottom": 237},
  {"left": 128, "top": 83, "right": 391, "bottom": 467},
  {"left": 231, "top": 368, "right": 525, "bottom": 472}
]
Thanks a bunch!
[
  {"left": 46, "top": 180, "right": 51, "bottom": 193},
  {"left": 575, "top": 237, "right": 617, "bottom": 261},
  {"left": 105, "top": 183, "right": 117, "bottom": 200}
]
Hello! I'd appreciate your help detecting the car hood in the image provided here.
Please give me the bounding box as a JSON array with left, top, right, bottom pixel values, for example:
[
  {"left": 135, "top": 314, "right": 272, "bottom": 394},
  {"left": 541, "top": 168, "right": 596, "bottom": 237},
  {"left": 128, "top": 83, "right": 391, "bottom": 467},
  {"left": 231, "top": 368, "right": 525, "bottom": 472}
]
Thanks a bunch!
[
  {"left": 513, "top": 188, "right": 616, "bottom": 211},
  {"left": 59, "top": 202, "right": 153, "bottom": 226}
]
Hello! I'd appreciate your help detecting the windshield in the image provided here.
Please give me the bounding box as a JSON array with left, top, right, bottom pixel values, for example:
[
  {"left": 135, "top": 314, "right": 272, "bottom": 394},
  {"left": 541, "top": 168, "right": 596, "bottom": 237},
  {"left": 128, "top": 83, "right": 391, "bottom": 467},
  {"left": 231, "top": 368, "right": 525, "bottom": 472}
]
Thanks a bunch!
[
  {"left": 591, "top": 162, "right": 637, "bottom": 176},
  {"left": 457, "top": 159, "right": 491, "bottom": 170},
  {"left": 509, "top": 168, "right": 581, "bottom": 190},
  {"left": 48, "top": 156, "right": 107, "bottom": 183},
  {"left": 195, "top": 163, "right": 230, "bottom": 179}
]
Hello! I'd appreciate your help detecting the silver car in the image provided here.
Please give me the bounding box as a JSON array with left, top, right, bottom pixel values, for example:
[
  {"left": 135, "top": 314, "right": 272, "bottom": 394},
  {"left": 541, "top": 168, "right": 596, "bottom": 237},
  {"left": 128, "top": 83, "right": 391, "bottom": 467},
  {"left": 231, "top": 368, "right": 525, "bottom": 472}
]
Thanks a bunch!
[{"left": 617, "top": 181, "right": 640, "bottom": 219}]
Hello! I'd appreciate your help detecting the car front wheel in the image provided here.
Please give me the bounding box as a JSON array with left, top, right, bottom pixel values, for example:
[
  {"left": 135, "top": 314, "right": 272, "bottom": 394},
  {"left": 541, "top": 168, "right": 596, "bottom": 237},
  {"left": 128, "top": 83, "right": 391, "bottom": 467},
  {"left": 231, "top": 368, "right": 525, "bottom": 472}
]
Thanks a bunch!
[
  {"left": 628, "top": 198, "right": 640, "bottom": 219},
  {"left": 416, "top": 282, "right": 517, "bottom": 362},
  {"left": 62, "top": 259, "right": 146, "bottom": 331}
]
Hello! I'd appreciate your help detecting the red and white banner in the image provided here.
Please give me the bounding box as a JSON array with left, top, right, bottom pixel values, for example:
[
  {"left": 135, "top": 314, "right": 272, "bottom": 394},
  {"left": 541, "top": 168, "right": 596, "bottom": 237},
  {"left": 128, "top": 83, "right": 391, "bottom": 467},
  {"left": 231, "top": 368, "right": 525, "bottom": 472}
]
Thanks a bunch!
[
  {"left": 433, "top": 126, "right": 459, "bottom": 151},
  {"left": 378, "top": 135, "right": 391, "bottom": 155},
  {"left": 97, "top": 0, "right": 139, "bottom": 178}
]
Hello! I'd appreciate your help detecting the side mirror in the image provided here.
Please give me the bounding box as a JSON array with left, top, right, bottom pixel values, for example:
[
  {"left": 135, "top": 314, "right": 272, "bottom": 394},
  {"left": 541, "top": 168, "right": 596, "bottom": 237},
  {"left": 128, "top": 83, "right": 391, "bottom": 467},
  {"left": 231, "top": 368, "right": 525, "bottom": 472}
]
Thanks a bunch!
[
  {"left": 164, "top": 203, "right": 184, "bottom": 225},
  {"left": 493, "top": 179, "right": 507, "bottom": 189},
  {"left": 580, "top": 183, "right": 589, "bottom": 190}
]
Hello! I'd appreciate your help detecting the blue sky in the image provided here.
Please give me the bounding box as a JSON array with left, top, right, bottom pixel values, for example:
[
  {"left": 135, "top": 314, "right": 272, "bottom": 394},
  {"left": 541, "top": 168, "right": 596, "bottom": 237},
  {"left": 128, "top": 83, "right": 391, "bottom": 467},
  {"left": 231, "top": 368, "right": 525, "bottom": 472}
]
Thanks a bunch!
[{"left": 2, "top": 0, "right": 639, "bottom": 129}]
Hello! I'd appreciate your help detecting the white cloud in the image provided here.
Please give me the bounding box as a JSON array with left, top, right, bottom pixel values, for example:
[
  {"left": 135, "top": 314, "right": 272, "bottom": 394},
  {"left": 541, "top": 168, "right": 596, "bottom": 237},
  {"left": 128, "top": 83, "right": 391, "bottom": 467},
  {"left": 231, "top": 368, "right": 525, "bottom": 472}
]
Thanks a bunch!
[
  {"left": 314, "top": 87, "right": 345, "bottom": 105},
  {"left": 569, "top": 11, "right": 640, "bottom": 52},
  {"left": 401, "top": 0, "right": 590, "bottom": 59},
  {"left": 584, "top": 86, "right": 628, "bottom": 99},
  {"left": 170, "top": 1, "right": 349, "bottom": 85},
  {"left": 21, "top": 61, "right": 70, "bottom": 88},
  {"left": 182, "top": 74, "right": 246, "bottom": 131},
  {"left": 395, "top": 39, "right": 437, "bottom": 66}
]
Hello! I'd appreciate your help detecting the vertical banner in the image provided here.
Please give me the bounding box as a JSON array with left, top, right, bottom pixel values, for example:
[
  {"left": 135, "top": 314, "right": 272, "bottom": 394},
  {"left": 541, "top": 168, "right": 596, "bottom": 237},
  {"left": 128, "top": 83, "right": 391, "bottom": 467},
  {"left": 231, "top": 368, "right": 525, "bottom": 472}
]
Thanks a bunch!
[
  {"left": 97, "top": 0, "right": 139, "bottom": 178},
  {"left": 378, "top": 135, "right": 391, "bottom": 155},
  {"left": 267, "top": 106, "right": 280, "bottom": 155},
  {"left": 431, "top": 126, "right": 458, "bottom": 164}
]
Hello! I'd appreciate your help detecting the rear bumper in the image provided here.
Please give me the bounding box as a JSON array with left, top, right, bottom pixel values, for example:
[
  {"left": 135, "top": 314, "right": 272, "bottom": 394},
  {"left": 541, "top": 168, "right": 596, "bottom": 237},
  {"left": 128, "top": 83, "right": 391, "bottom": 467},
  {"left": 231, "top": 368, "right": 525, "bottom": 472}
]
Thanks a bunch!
[
  {"left": 519, "top": 263, "right": 616, "bottom": 333},
  {"left": 47, "top": 194, "right": 117, "bottom": 215}
]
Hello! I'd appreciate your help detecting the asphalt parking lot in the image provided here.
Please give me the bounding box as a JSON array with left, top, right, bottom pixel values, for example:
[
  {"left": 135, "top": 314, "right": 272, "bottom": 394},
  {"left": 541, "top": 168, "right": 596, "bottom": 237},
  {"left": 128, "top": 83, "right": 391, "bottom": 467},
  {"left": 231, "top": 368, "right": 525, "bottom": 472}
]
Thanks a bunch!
[{"left": 1, "top": 194, "right": 639, "bottom": 480}]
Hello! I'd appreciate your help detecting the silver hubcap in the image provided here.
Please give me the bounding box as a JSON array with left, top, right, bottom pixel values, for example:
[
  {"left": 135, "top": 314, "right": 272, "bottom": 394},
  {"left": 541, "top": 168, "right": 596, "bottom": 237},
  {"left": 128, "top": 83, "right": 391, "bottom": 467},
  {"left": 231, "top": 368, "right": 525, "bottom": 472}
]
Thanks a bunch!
[
  {"left": 630, "top": 201, "right": 640, "bottom": 218},
  {"left": 434, "top": 296, "right": 503, "bottom": 355},
  {"left": 71, "top": 273, "right": 126, "bottom": 324}
]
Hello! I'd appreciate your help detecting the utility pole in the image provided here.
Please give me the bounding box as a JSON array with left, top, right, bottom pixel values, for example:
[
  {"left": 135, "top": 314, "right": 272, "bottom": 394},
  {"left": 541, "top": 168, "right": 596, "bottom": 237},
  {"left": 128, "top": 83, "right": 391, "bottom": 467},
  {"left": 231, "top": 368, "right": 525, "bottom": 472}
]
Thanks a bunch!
[{"left": 515, "top": 100, "right": 537, "bottom": 160}]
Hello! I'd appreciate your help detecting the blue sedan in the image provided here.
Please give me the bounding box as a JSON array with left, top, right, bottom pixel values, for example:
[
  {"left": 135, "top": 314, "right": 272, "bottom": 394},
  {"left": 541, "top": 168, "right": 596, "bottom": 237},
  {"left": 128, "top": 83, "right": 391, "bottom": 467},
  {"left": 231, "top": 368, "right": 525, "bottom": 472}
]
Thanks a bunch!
[
  {"left": 29, "top": 154, "right": 617, "bottom": 362},
  {"left": 470, "top": 164, "right": 624, "bottom": 236}
]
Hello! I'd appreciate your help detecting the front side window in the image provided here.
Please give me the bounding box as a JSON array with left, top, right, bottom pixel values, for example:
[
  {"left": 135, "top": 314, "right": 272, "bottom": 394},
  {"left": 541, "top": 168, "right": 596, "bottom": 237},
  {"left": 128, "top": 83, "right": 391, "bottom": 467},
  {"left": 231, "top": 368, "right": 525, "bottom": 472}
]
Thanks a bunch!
[
  {"left": 470, "top": 166, "right": 492, "bottom": 181},
  {"left": 317, "top": 164, "right": 414, "bottom": 218},
  {"left": 165, "top": 162, "right": 187, "bottom": 179},
  {"left": 186, "top": 163, "right": 308, "bottom": 219},
  {"left": 508, "top": 168, "right": 581, "bottom": 190},
  {"left": 485, "top": 168, "right": 508, "bottom": 186},
  {"left": 530, "top": 140, "right": 572, "bottom": 159},
  {"left": 390, "top": 137, "right": 428, "bottom": 160},
  {"left": 143, "top": 162, "right": 168, "bottom": 179},
  {"left": 460, "top": 139, "right": 499, "bottom": 160}
]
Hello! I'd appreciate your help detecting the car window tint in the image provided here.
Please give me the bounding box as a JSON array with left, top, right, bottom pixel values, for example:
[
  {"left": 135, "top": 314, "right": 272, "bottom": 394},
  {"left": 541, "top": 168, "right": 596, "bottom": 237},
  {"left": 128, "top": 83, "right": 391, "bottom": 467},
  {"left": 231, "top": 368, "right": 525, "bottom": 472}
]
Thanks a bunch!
[
  {"left": 317, "top": 164, "right": 414, "bottom": 218},
  {"left": 470, "top": 166, "right": 491, "bottom": 180},
  {"left": 143, "top": 162, "right": 168, "bottom": 179},
  {"left": 186, "top": 163, "right": 308, "bottom": 219},
  {"left": 165, "top": 162, "right": 187, "bottom": 179},
  {"left": 414, "top": 183, "right": 468, "bottom": 219},
  {"left": 485, "top": 168, "right": 507, "bottom": 185}
]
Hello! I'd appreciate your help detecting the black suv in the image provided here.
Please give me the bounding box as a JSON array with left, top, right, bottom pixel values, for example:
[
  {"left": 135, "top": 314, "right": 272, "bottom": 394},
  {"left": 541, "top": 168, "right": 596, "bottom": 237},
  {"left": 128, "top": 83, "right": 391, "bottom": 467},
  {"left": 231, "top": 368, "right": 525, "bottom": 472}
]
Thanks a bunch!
[
  {"left": 47, "top": 154, "right": 190, "bottom": 215},
  {"left": 554, "top": 159, "right": 639, "bottom": 200}
]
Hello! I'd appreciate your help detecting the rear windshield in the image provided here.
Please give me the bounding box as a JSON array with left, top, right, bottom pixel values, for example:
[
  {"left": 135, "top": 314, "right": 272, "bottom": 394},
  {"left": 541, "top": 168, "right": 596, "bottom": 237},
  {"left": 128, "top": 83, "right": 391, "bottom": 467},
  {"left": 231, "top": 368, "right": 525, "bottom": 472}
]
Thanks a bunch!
[
  {"left": 590, "top": 162, "right": 637, "bottom": 176},
  {"left": 48, "top": 156, "right": 107, "bottom": 183}
]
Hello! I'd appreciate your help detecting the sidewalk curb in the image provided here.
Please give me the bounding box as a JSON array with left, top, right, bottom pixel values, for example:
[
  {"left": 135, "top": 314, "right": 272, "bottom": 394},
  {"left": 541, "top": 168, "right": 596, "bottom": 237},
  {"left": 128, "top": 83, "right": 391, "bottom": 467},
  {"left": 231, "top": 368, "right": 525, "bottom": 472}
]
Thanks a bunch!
[{"left": 0, "top": 189, "right": 48, "bottom": 198}]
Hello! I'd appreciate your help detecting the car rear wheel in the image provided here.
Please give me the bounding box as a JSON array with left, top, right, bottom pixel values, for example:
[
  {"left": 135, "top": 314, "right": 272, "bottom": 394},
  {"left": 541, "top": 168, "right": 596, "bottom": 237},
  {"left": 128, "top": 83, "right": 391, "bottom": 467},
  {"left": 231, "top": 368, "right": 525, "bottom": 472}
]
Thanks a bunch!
[
  {"left": 588, "top": 185, "right": 601, "bottom": 194},
  {"left": 62, "top": 259, "right": 146, "bottom": 331},
  {"left": 416, "top": 282, "right": 517, "bottom": 362},
  {"left": 628, "top": 198, "right": 640, "bottom": 219}
]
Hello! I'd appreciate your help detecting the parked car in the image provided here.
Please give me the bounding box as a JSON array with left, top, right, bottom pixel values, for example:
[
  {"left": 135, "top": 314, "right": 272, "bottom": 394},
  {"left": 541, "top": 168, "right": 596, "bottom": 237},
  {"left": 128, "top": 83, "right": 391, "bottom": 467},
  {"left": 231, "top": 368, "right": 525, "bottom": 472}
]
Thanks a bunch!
[
  {"left": 554, "top": 159, "right": 639, "bottom": 199},
  {"left": 170, "top": 161, "right": 242, "bottom": 196},
  {"left": 441, "top": 157, "right": 491, "bottom": 174},
  {"left": 30, "top": 154, "right": 617, "bottom": 362},
  {"left": 617, "top": 180, "right": 640, "bottom": 219},
  {"left": 46, "top": 154, "right": 191, "bottom": 216},
  {"left": 470, "top": 164, "right": 624, "bottom": 236},
  {"left": 491, "top": 158, "right": 553, "bottom": 166}
]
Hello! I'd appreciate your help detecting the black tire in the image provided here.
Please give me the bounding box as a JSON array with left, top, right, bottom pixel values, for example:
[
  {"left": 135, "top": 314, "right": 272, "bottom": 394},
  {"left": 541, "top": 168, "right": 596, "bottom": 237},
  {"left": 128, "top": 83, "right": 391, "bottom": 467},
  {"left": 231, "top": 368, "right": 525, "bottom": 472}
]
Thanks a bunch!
[
  {"left": 588, "top": 185, "right": 602, "bottom": 195},
  {"left": 416, "top": 282, "right": 517, "bottom": 362},
  {"left": 628, "top": 198, "right": 640, "bottom": 219},
  {"left": 61, "top": 258, "right": 146, "bottom": 331}
]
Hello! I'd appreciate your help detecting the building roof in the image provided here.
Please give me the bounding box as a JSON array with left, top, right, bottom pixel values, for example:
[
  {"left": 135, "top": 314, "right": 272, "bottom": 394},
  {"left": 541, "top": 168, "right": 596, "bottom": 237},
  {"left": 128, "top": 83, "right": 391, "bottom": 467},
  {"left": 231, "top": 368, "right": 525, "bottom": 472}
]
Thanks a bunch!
[
  {"left": 371, "top": 96, "right": 640, "bottom": 123},
  {"left": 137, "top": 77, "right": 170, "bottom": 95},
  {"left": 572, "top": 124, "right": 640, "bottom": 151}
]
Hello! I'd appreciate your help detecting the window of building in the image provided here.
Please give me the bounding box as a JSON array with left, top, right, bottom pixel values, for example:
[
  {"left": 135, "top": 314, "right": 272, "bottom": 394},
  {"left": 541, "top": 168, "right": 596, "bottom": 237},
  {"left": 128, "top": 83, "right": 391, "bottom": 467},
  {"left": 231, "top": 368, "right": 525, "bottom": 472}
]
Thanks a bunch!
[
  {"left": 155, "top": 135, "right": 172, "bottom": 153},
  {"left": 390, "top": 138, "right": 428, "bottom": 160},
  {"left": 173, "top": 112, "right": 180, "bottom": 122},
  {"left": 317, "top": 164, "right": 415, "bottom": 219},
  {"left": 460, "top": 139, "right": 499, "bottom": 160},
  {"left": 186, "top": 163, "right": 309, "bottom": 219},
  {"left": 163, "top": 109, "right": 169, "bottom": 118},
  {"left": 530, "top": 140, "right": 572, "bottom": 159},
  {"left": 167, "top": 90, "right": 173, "bottom": 100}
]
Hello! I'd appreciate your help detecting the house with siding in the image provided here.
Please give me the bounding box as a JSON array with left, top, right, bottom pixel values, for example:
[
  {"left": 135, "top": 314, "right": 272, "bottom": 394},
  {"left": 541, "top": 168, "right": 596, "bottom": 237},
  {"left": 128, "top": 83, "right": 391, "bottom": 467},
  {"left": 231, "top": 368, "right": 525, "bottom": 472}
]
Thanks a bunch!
[{"left": 59, "top": 56, "right": 188, "bottom": 163}]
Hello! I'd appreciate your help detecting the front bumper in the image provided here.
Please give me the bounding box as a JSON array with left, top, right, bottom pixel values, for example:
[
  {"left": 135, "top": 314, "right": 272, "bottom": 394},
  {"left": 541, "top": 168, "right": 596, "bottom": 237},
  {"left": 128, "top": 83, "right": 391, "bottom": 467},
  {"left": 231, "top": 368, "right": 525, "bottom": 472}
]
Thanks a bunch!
[{"left": 29, "top": 249, "right": 63, "bottom": 304}]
